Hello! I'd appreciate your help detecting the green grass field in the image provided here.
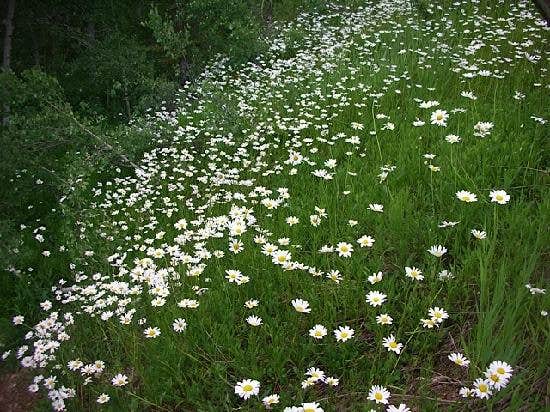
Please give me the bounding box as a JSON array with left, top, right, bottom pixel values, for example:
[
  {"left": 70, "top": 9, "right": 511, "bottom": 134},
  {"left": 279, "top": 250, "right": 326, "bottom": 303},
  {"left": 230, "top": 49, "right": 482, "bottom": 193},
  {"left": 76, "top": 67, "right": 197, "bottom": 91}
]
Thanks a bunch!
[{"left": 1, "top": 0, "right": 549, "bottom": 410}]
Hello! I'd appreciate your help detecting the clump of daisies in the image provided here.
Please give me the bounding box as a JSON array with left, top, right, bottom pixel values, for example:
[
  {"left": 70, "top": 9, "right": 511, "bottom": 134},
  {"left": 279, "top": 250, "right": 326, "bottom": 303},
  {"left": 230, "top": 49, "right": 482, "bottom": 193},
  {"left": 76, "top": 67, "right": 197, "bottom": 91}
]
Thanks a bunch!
[
  {"left": 459, "top": 361, "right": 513, "bottom": 399},
  {"left": 300, "top": 367, "right": 339, "bottom": 389},
  {"left": 421, "top": 307, "right": 449, "bottom": 328},
  {"left": 473, "top": 121, "right": 494, "bottom": 137}
]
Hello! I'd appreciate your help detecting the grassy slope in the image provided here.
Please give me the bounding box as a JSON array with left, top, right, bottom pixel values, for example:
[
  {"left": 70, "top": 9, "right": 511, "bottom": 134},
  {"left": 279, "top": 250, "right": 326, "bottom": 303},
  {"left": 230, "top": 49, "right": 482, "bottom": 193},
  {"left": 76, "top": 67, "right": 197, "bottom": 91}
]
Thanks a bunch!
[{"left": 3, "top": 0, "right": 549, "bottom": 411}]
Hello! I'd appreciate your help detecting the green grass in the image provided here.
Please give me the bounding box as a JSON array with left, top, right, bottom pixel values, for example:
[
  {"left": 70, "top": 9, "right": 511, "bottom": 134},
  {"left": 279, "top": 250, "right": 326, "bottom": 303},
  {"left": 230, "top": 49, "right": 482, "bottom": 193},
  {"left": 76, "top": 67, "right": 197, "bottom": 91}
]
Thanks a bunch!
[{"left": 1, "top": 0, "right": 549, "bottom": 411}]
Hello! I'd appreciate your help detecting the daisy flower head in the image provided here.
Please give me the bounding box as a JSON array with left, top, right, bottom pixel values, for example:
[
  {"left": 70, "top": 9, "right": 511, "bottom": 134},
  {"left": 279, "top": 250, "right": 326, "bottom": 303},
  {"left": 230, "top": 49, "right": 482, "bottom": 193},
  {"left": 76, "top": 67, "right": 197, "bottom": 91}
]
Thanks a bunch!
[
  {"left": 366, "top": 291, "right": 387, "bottom": 307},
  {"left": 445, "top": 134, "right": 461, "bottom": 143},
  {"left": 326, "top": 377, "right": 339, "bottom": 386},
  {"left": 438, "top": 220, "right": 460, "bottom": 228},
  {"left": 306, "top": 367, "right": 325, "bottom": 382},
  {"left": 448, "top": 353, "right": 470, "bottom": 367},
  {"left": 459, "top": 387, "right": 474, "bottom": 398},
  {"left": 484, "top": 369, "right": 509, "bottom": 390},
  {"left": 357, "top": 235, "right": 375, "bottom": 248},
  {"left": 438, "top": 270, "right": 454, "bottom": 280},
  {"left": 178, "top": 298, "right": 199, "bottom": 308},
  {"left": 229, "top": 239, "right": 244, "bottom": 254},
  {"left": 12, "top": 315, "right": 24, "bottom": 325},
  {"left": 461, "top": 91, "right": 477, "bottom": 100},
  {"left": 96, "top": 393, "right": 110, "bottom": 404},
  {"left": 336, "top": 242, "right": 353, "bottom": 257},
  {"left": 368, "top": 385, "right": 390, "bottom": 404},
  {"left": 405, "top": 266, "right": 424, "bottom": 281},
  {"left": 489, "top": 190, "right": 510, "bottom": 205},
  {"left": 420, "top": 318, "right": 437, "bottom": 328},
  {"left": 429, "top": 307, "right": 449, "bottom": 324},
  {"left": 309, "top": 324, "right": 328, "bottom": 339},
  {"left": 376, "top": 313, "right": 393, "bottom": 325},
  {"left": 286, "top": 216, "right": 300, "bottom": 226},
  {"left": 67, "top": 360, "right": 83, "bottom": 371},
  {"left": 225, "top": 269, "right": 242, "bottom": 283},
  {"left": 368, "top": 203, "right": 384, "bottom": 212},
  {"left": 301, "top": 376, "right": 317, "bottom": 389},
  {"left": 430, "top": 109, "right": 449, "bottom": 126},
  {"left": 291, "top": 298, "right": 311, "bottom": 313},
  {"left": 235, "top": 275, "right": 250, "bottom": 285},
  {"left": 473, "top": 121, "right": 494, "bottom": 138},
  {"left": 368, "top": 271, "right": 383, "bottom": 284},
  {"left": 310, "top": 215, "right": 321, "bottom": 226},
  {"left": 272, "top": 250, "right": 292, "bottom": 265},
  {"left": 111, "top": 373, "right": 128, "bottom": 386},
  {"left": 387, "top": 404, "right": 411, "bottom": 412},
  {"left": 428, "top": 245, "right": 447, "bottom": 257},
  {"left": 319, "top": 244, "right": 334, "bottom": 253},
  {"left": 262, "top": 394, "right": 280, "bottom": 409},
  {"left": 301, "top": 402, "right": 324, "bottom": 412},
  {"left": 419, "top": 100, "right": 439, "bottom": 109},
  {"left": 473, "top": 378, "right": 492, "bottom": 399},
  {"left": 488, "top": 360, "right": 513, "bottom": 380},
  {"left": 244, "top": 299, "right": 259, "bottom": 309},
  {"left": 326, "top": 270, "right": 343, "bottom": 283},
  {"left": 172, "top": 318, "right": 187, "bottom": 333},
  {"left": 246, "top": 316, "right": 262, "bottom": 326},
  {"left": 235, "top": 379, "right": 260, "bottom": 400},
  {"left": 456, "top": 190, "right": 478, "bottom": 202},
  {"left": 261, "top": 243, "right": 278, "bottom": 255},
  {"left": 334, "top": 325, "right": 355, "bottom": 342},
  {"left": 325, "top": 158, "right": 337, "bottom": 168},
  {"left": 471, "top": 229, "right": 487, "bottom": 239},
  {"left": 144, "top": 326, "right": 161, "bottom": 338},
  {"left": 382, "top": 334, "right": 403, "bottom": 354}
]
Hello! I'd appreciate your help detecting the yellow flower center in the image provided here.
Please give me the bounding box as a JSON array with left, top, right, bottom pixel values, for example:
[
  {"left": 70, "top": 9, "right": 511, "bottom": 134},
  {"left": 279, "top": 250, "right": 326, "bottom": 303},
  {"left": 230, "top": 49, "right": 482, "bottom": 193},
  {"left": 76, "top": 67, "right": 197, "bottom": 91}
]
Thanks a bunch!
[
  {"left": 389, "top": 342, "right": 397, "bottom": 349},
  {"left": 243, "top": 384, "right": 253, "bottom": 392},
  {"left": 479, "top": 384, "right": 488, "bottom": 392},
  {"left": 375, "top": 392, "right": 383, "bottom": 400},
  {"left": 497, "top": 367, "right": 505, "bottom": 374},
  {"left": 341, "top": 332, "right": 348, "bottom": 338}
]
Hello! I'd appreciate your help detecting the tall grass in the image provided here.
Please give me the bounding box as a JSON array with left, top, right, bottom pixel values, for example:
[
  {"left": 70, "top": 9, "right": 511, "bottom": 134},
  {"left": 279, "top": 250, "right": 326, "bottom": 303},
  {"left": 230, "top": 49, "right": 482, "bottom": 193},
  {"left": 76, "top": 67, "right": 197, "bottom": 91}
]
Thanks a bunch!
[{"left": 1, "top": 0, "right": 549, "bottom": 410}]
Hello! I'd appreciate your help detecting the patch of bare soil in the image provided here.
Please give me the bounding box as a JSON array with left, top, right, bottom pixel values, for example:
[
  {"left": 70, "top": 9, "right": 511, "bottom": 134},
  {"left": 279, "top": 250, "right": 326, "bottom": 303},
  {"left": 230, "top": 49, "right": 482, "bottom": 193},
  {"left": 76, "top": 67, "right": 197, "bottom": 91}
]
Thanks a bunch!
[
  {"left": 428, "top": 332, "right": 468, "bottom": 403},
  {"left": 0, "top": 370, "right": 39, "bottom": 412}
]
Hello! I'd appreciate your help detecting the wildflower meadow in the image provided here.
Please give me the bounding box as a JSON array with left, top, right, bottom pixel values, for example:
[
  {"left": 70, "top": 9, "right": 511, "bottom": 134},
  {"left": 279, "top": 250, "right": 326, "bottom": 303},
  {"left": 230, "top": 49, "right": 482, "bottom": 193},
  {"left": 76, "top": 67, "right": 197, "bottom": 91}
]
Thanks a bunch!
[{"left": 1, "top": 0, "right": 549, "bottom": 411}]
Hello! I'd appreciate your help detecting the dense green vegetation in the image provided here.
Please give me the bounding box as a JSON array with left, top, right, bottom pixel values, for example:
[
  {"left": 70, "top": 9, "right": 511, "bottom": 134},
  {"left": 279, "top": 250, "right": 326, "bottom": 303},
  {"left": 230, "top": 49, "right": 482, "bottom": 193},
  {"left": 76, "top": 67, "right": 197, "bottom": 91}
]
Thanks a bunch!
[
  {"left": 1, "top": 0, "right": 549, "bottom": 411},
  {"left": 0, "top": 0, "right": 359, "bottom": 334}
]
